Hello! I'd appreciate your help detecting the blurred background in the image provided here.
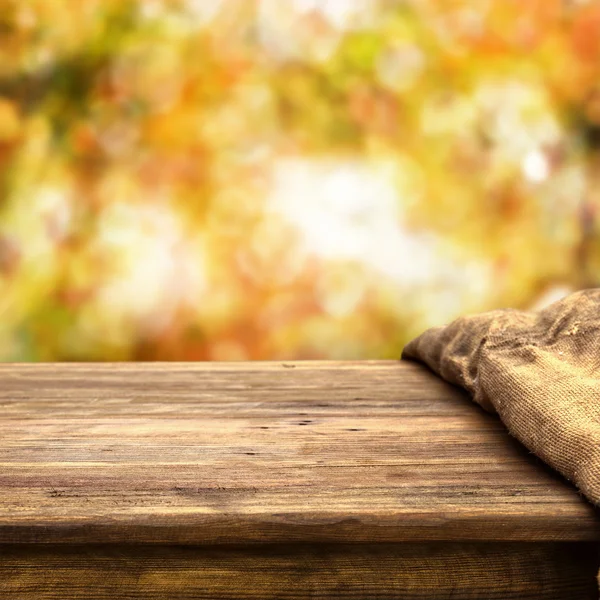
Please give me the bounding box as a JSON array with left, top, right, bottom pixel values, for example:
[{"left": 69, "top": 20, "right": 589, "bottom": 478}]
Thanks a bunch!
[{"left": 0, "top": 0, "right": 599, "bottom": 361}]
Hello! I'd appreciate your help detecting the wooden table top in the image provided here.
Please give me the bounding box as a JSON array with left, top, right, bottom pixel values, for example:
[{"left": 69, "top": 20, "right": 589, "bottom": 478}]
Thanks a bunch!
[{"left": 0, "top": 360, "right": 598, "bottom": 545}]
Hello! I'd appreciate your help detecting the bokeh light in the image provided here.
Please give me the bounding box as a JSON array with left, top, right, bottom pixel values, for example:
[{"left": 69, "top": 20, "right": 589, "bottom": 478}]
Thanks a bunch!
[{"left": 0, "top": 0, "right": 599, "bottom": 360}]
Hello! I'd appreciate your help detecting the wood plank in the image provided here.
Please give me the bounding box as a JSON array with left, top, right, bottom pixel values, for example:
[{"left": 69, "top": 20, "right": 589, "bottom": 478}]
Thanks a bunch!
[
  {"left": 1, "top": 542, "right": 598, "bottom": 599},
  {"left": 0, "top": 361, "right": 598, "bottom": 544}
]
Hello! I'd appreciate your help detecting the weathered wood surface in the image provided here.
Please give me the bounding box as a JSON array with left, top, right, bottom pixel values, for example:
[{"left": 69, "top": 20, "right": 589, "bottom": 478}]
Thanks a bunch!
[
  {"left": 1, "top": 542, "right": 598, "bottom": 600},
  {"left": 0, "top": 360, "right": 598, "bottom": 545}
]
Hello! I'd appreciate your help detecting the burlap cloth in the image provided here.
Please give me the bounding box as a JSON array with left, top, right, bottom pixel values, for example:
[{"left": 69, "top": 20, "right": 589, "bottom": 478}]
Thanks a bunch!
[{"left": 401, "top": 288, "right": 600, "bottom": 588}]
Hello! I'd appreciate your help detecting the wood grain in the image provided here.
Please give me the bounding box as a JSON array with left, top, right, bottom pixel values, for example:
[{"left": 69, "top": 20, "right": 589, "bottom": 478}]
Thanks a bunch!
[
  {"left": 1, "top": 542, "right": 598, "bottom": 599},
  {"left": 0, "top": 361, "right": 598, "bottom": 545}
]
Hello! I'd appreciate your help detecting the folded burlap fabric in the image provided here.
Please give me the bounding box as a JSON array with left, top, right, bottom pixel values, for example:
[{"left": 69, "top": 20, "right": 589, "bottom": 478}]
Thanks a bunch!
[{"left": 401, "top": 288, "right": 600, "bottom": 586}]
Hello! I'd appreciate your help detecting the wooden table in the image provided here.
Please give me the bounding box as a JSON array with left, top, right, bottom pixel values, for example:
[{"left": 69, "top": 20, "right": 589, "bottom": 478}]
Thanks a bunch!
[{"left": 1, "top": 361, "right": 599, "bottom": 599}]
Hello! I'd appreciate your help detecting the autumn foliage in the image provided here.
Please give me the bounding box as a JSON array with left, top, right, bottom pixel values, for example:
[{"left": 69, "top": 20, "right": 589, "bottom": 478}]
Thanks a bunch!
[{"left": 0, "top": 0, "right": 599, "bottom": 360}]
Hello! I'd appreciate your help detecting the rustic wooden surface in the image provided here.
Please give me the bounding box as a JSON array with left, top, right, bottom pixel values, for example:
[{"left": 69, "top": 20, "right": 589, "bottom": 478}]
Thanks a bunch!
[
  {"left": 0, "top": 360, "right": 598, "bottom": 545},
  {"left": 1, "top": 542, "right": 598, "bottom": 600}
]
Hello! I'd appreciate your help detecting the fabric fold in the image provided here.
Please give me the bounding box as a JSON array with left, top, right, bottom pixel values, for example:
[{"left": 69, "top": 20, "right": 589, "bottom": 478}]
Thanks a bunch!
[
  {"left": 402, "top": 288, "right": 600, "bottom": 590},
  {"left": 402, "top": 288, "right": 600, "bottom": 506}
]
